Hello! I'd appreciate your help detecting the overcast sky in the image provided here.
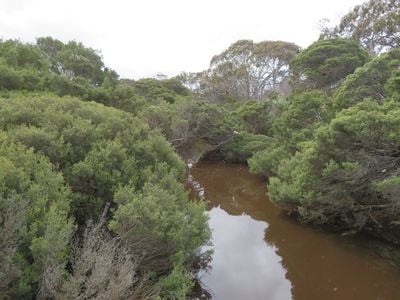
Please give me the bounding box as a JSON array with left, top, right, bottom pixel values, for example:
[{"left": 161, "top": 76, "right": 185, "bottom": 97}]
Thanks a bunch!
[{"left": 0, "top": 0, "right": 365, "bottom": 79}]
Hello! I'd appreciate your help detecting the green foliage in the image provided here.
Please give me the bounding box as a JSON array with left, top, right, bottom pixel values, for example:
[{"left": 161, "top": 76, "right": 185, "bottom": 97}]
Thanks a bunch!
[
  {"left": 0, "top": 40, "right": 48, "bottom": 70},
  {"left": 132, "top": 78, "right": 190, "bottom": 104},
  {"left": 37, "top": 37, "right": 106, "bottom": 85},
  {"left": 326, "top": 0, "right": 400, "bottom": 54},
  {"left": 86, "top": 85, "right": 146, "bottom": 114},
  {"left": 143, "top": 92, "right": 289, "bottom": 164},
  {"left": 0, "top": 90, "right": 209, "bottom": 298},
  {"left": 0, "top": 134, "right": 72, "bottom": 298},
  {"left": 249, "top": 41, "right": 400, "bottom": 237},
  {"left": 219, "top": 132, "right": 272, "bottom": 163},
  {"left": 158, "top": 265, "right": 194, "bottom": 299},
  {"left": 248, "top": 143, "right": 289, "bottom": 176},
  {"left": 198, "top": 39, "right": 299, "bottom": 101},
  {"left": 0, "top": 38, "right": 126, "bottom": 104},
  {"left": 109, "top": 165, "right": 209, "bottom": 296},
  {"left": 0, "top": 62, "right": 23, "bottom": 90},
  {"left": 385, "top": 69, "right": 400, "bottom": 97},
  {"left": 291, "top": 38, "right": 369, "bottom": 90},
  {"left": 143, "top": 98, "right": 233, "bottom": 157},
  {"left": 334, "top": 48, "right": 400, "bottom": 109},
  {"left": 110, "top": 165, "right": 209, "bottom": 257},
  {"left": 2, "top": 8, "right": 399, "bottom": 293},
  {"left": 229, "top": 100, "right": 275, "bottom": 134},
  {"left": 0, "top": 36, "right": 212, "bottom": 298},
  {"left": 48, "top": 75, "right": 89, "bottom": 97},
  {"left": 0, "top": 39, "right": 49, "bottom": 91},
  {"left": 163, "top": 78, "right": 191, "bottom": 96},
  {"left": 329, "top": 99, "right": 400, "bottom": 146},
  {"left": 268, "top": 142, "right": 321, "bottom": 206},
  {"left": 373, "top": 176, "right": 400, "bottom": 203},
  {"left": 57, "top": 41, "right": 104, "bottom": 84},
  {"left": 0, "top": 94, "right": 185, "bottom": 223},
  {"left": 272, "top": 91, "right": 331, "bottom": 149},
  {"left": 266, "top": 97, "right": 400, "bottom": 232}
]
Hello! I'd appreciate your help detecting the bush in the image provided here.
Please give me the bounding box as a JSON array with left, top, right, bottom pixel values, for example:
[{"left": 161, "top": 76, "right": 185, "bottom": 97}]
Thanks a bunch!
[
  {"left": 0, "top": 134, "right": 72, "bottom": 298},
  {"left": 0, "top": 94, "right": 209, "bottom": 297}
]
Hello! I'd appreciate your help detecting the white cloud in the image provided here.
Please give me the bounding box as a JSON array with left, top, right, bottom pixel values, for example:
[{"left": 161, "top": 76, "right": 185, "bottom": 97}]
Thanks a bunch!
[{"left": 0, "top": 0, "right": 365, "bottom": 78}]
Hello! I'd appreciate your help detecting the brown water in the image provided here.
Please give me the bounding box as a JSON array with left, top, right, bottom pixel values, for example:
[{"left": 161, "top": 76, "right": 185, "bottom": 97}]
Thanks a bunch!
[{"left": 187, "top": 162, "right": 400, "bottom": 300}]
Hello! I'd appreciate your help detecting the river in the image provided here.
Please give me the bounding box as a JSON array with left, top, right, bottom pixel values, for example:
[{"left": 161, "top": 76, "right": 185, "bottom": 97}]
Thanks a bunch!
[{"left": 186, "top": 162, "right": 400, "bottom": 300}]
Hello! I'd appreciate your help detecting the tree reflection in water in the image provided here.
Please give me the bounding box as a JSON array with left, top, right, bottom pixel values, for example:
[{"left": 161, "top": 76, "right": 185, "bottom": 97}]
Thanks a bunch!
[{"left": 187, "top": 162, "right": 400, "bottom": 300}]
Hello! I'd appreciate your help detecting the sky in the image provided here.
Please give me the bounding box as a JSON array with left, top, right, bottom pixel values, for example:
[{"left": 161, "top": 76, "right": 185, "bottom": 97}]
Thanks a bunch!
[{"left": 0, "top": 0, "right": 366, "bottom": 79}]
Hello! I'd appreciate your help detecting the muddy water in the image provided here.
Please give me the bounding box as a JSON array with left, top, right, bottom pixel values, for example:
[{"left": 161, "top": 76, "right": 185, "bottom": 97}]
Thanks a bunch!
[{"left": 187, "top": 162, "right": 400, "bottom": 300}]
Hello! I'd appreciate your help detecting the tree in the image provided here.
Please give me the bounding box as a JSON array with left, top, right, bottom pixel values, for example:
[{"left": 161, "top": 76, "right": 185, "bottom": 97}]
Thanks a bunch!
[
  {"left": 0, "top": 135, "right": 72, "bottom": 298},
  {"left": 132, "top": 78, "right": 190, "bottom": 104},
  {"left": 291, "top": 38, "right": 369, "bottom": 90},
  {"left": 199, "top": 40, "right": 299, "bottom": 101},
  {"left": 334, "top": 48, "right": 400, "bottom": 109},
  {"left": 57, "top": 41, "right": 105, "bottom": 84},
  {"left": 248, "top": 91, "right": 331, "bottom": 176},
  {"left": 268, "top": 98, "right": 400, "bottom": 238},
  {"left": 0, "top": 39, "right": 50, "bottom": 91},
  {"left": 0, "top": 39, "right": 48, "bottom": 70},
  {"left": 144, "top": 98, "right": 233, "bottom": 155},
  {"left": 325, "top": 0, "right": 400, "bottom": 54},
  {"left": 36, "top": 37, "right": 64, "bottom": 73},
  {"left": 36, "top": 37, "right": 106, "bottom": 85}
]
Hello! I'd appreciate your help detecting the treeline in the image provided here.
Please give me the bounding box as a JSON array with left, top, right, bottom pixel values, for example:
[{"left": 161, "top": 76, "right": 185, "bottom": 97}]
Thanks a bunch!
[
  {"left": 147, "top": 0, "right": 400, "bottom": 244},
  {"left": 174, "top": 0, "right": 399, "bottom": 243}
]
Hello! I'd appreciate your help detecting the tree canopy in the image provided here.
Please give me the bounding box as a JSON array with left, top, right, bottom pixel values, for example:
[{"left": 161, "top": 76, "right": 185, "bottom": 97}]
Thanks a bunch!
[
  {"left": 291, "top": 38, "right": 369, "bottom": 90},
  {"left": 324, "top": 0, "right": 400, "bottom": 54},
  {"left": 195, "top": 40, "right": 299, "bottom": 101}
]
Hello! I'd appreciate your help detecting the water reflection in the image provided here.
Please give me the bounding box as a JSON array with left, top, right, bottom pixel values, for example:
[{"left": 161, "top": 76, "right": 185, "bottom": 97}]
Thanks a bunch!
[
  {"left": 188, "top": 162, "right": 400, "bottom": 300},
  {"left": 201, "top": 207, "right": 292, "bottom": 300}
]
